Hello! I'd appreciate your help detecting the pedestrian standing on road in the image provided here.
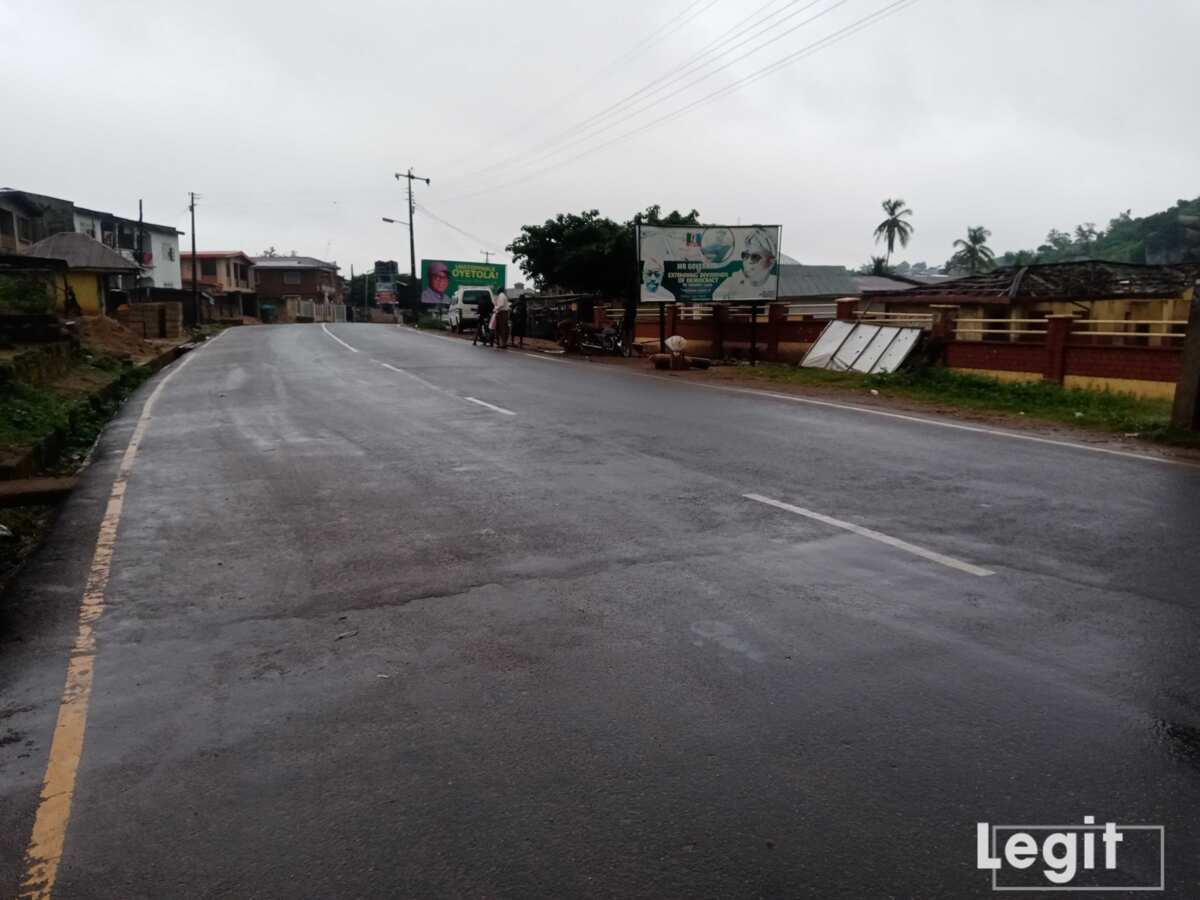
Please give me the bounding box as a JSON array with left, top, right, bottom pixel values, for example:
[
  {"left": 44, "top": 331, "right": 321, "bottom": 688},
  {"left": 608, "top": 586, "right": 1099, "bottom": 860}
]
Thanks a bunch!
[
  {"left": 512, "top": 293, "right": 527, "bottom": 348},
  {"left": 493, "top": 289, "right": 511, "bottom": 349}
]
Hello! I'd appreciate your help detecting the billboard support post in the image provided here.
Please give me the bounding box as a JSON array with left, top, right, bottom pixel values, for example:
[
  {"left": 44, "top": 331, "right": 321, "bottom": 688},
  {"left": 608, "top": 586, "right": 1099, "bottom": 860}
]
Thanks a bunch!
[
  {"left": 750, "top": 303, "right": 758, "bottom": 367},
  {"left": 658, "top": 303, "right": 666, "bottom": 353}
]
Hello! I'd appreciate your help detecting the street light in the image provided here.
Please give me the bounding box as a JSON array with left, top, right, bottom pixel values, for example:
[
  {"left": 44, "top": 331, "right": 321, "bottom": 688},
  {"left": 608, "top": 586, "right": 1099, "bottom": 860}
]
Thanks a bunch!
[{"left": 381, "top": 217, "right": 410, "bottom": 225}]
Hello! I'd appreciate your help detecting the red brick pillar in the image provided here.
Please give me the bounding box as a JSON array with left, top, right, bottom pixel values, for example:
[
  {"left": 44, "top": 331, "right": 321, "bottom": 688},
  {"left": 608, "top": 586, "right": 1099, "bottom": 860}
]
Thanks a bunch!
[
  {"left": 1171, "top": 294, "right": 1200, "bottom": 430},
  {"left": 712, "top": 304, "right": 727, "bottom": 358},
  {"left": 593, "top": 303, "right": 606, "bottom": 328},
  {"left": 1044, "top": 315, "right": 1074, "bottom": 384},
  {"left": 836, "top": 298, "right": 857, "bottom": 321},
  {"left": 667, "top": 303, "right": 679, "bottom": 336},
  {"left": 767, "top": 303, "right": 785, "bottom": 361}
]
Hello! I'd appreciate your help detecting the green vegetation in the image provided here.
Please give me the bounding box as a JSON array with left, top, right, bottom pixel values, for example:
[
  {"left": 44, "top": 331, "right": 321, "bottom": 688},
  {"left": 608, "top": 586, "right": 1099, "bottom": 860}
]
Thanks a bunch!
[
  {"left": 949, "top": 225, "right": 996, "bottom": 274},
  {"left": 0, "top": 358, "right": 153, "bottom": 457},
  {"left": 873, "top": 198, "right": 914, "bottom": 267},
  {"left": 718, "top": 363, "right": 1197, "bottom": 446},
  {"left": 0, "top": 382, "right": 71, "bottom": 449},
  {"left": 507, "top": 205, "right": 701, "bottom": 294},
  {"left": 993, "top": 197, "right": 1200, "bottom": 267},
  {"left": 416, "top": 314, "right": 449, "bottom": 331},
  {"left": 0, "top": 274, "right": 54, "bottom": 314}
]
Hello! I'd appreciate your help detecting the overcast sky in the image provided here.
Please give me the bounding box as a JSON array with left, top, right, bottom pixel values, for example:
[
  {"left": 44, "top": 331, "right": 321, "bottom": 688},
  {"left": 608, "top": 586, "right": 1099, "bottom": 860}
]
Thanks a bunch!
[{"left": 2, "top": 0, "right": 1196, "bottom": 281}]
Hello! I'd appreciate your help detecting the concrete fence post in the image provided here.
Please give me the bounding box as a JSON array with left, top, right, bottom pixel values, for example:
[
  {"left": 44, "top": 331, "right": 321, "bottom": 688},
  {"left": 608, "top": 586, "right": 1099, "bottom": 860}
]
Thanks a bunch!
[
  {"left": 593, "top": 302, "right": 606, "bottom": 328},
  {"left": 835, "top": 298, "right": 857, "bottom": 321},
  {"left": 667, "top": 303, "right": 679, "bottom": 336},
  {"left": 1044, "top": 314, "right": 1074, "bottom": 384},
  {"left": 713, "top": 304, "right": 727, "bottom": 359},
  {"left": 1170, "top": 294, "right": 1200, "bottom": 431},
  {"left": 929, "top": 304, "right": 959, "bottom": 341},
  {"left": 767, "top": 303, "right": 785, "bottom": 361}
]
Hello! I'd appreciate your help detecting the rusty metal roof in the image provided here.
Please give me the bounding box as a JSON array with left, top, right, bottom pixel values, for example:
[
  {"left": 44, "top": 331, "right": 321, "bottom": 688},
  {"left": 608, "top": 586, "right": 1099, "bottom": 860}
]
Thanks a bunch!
[{"left": 864, "top": 260, "right": 1197, "bottom": 304}]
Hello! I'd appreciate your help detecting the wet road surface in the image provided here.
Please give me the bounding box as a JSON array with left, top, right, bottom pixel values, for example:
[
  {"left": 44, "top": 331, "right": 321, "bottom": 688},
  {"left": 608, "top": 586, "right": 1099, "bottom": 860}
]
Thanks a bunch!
[{"left": 2, "top": 323, "right": 1199, "bottom": 898}]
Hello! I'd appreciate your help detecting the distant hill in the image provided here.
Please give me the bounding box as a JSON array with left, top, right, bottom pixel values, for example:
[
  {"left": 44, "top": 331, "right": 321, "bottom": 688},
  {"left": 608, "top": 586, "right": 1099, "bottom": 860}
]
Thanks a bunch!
[{"left": 995, "top": 196, "right": 1200, "bottom": 268}]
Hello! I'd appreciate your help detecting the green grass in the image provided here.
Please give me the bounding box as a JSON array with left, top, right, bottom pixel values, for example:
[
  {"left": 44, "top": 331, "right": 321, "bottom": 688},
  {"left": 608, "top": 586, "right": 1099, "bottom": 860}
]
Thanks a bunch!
[
  {"left": 722, "top": 363, "right": 1199, "bottom": 447},
  {"left": 0, "top": 382, "right": 72, "bottom": 450},
  {"left": 415, "top": 314, "right": 449, "bottom": 331}
]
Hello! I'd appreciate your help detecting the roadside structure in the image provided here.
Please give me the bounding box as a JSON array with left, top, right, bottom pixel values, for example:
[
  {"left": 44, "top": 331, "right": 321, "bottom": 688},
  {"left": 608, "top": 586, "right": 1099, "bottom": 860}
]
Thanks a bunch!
[
  {"left": 73, "top": 206, "right": 182, "bottom": 288},
  {"left": 862, "top": 260, "right": 1195, "bottom": 323},
  {"left": 25, "top": 232, "right": 140, "bottom": 315},
  {"left": 181, "top": 251, "right": 255, "bottom": 319},
  {"left": 252, "top": 254, "right": 342, "bottom": 322},
  {"left": 0, "top": 192, "right": 45, "bottom": 254}
]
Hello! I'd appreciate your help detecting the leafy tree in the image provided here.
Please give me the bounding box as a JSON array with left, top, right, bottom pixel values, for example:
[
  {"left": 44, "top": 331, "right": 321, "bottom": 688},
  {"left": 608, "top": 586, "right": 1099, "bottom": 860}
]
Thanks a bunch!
[
  {"left": 873, "top": 198, "right": 914, "bottom": 266},
  {"left": 949, "top": 226, "right": 995, "bottom": 274},
  {"left": 261, "top": 246, "right": 279, "bottom": 258},
  {"left": 507, "top": 205, "right": 701, "bottom": 295}
]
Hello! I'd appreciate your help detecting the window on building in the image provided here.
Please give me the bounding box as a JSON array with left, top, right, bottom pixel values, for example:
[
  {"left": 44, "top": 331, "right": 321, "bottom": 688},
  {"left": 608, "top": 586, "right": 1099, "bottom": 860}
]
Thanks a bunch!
[
  {"left": 167, "top": 246, "right": 176, "bottom": 261},
  {"left": 17, "top": 216, "right": 33, "bottom": 242},
  {"left": 284, "top": 271, "right": 301, "bottom": 284},
  {"left": 200, "top": 259, "right": 217, "bottom": 277},
  {"left": 225, "top": 261, "right": 232, "bottom": 279},
  {"left": 0, "top": 210, "right": 14, "bottom": 238}
]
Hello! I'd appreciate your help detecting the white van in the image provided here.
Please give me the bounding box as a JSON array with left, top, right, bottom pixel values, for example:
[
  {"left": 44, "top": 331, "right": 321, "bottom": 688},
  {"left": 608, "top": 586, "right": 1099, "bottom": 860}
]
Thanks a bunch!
[{"left": 447, "top": 287, "right": 495, "bottom": 333}]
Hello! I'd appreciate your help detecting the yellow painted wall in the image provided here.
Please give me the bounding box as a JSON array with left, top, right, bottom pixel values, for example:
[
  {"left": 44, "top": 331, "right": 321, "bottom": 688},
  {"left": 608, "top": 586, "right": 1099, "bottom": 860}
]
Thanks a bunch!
[
  {"left": 1062, "top": 374, "right": 1176, "bottom": 401},
  {"left": 63, "top": 272, "right": 103, "bottom": 315},
  {"left": 950, "top": 367, "right": 1043, "bottom": 384}
]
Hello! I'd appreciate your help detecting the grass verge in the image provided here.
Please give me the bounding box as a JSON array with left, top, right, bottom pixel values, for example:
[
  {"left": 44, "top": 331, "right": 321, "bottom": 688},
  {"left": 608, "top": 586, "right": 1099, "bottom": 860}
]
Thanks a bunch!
[{"left": 714, "top": 363, "right": 1199, "bottom": 447}]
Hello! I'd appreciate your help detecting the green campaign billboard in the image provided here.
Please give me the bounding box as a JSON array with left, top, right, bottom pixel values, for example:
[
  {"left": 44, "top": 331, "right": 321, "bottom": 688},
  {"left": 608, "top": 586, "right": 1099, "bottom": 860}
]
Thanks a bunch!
[
  {"left": 420, "top": 259, "right": 506, "bottom": 305},
  {"left": 637, "top": 225, "right": 781, "bottom": 303}
]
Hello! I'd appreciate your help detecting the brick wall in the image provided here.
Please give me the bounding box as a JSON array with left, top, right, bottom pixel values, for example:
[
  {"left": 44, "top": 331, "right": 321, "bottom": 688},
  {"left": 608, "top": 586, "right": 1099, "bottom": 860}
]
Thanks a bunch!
[
  {"left": 631, "top": 305, "right": 826, "bottom": 360},
  {"left": 120, "top": 302, "right": 183, "bottom": 339},
  {"left": 945, "top": 341, "right": 1046, "bottom": 373},
  {"left": 1064, "top": 345, "right": 1182, "bottom": 382}
]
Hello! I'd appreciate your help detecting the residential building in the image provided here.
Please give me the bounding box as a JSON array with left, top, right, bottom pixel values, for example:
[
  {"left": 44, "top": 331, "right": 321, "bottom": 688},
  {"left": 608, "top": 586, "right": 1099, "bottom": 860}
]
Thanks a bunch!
[
  {"left": 73, "top": 207, "right": 182, "bottom": 288},
  {"left": 25, "top": 232, "right": 140, "bottom": 315},
  {"left": 0, "top": 191, "right": 43, "bottom": 253},
  {"left": 253, "top": 255, "right": 342, "bottom": 320},
  {"left": 1, "top": 188, "right": 183, "bottom": 288},
  {"left": 181, "top": 251, "right": 255, "bottom": 318}
]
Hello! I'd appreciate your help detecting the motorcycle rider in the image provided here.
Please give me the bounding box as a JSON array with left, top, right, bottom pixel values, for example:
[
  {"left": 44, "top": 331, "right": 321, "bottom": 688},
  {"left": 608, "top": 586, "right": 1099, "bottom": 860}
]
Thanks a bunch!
[{"left": 473, "top": 292, "right": 495, "bottom": 346}]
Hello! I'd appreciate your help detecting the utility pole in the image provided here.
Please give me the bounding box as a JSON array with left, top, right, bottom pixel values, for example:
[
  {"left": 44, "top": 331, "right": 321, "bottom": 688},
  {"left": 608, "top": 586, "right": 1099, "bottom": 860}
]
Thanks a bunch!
[
  {"left": 394, "top": 169, "right": 430, "bottom": 280},
  {"left": 189, "top": 192, "right": 198, "bottom": 328},
  {"left": 481, "top": 250, "right": 494, "bottom": 264},
  {"left": 137, "top": 198, "right": 145, "bottom": 298}
]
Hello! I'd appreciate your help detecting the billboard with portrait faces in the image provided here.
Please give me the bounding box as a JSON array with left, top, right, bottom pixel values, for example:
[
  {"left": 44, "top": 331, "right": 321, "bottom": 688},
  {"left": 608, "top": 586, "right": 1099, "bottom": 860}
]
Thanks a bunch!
[{"left": 637, "top": 225, "right": 781, "bottom": 303}]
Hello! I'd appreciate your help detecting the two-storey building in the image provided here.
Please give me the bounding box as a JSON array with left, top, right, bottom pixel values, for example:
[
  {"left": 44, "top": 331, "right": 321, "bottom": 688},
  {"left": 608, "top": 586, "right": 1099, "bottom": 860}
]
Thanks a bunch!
[
  {"left": 252, "top": 255, "right": 342, "bottom": 321},
  {"left": 180, "top": 251, "right": 256, "bottom": 318}
]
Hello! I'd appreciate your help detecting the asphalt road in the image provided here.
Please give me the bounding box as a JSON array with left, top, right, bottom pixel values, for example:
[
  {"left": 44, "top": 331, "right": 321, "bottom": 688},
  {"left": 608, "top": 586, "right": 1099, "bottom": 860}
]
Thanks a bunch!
[{"left": 2, "top": 322, "right": 1199, "bottom": 899}]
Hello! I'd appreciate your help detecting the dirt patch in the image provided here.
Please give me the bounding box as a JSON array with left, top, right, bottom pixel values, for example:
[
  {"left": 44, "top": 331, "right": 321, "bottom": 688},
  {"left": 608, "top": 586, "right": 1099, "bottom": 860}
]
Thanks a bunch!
[{"left": 79, "top": 315, "right": 161, "bottom": 361}]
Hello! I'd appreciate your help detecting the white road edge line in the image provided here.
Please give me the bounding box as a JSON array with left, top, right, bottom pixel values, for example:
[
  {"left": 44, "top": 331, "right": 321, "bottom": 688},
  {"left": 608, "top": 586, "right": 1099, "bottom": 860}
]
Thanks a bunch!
[
  {"left": 744, "top": 492, "right": 995, "bottom": 577},
  {"left": 521, "top": 352, "right": 565, "bottom": 363},
  {"left": 656, "top": 376, "right": 1187, "bottom": 467},
  {"left": 321, "top": 323, "right": 359, "bottom": 352},
  {"left": 464, "top": 396, "right": 517, "bottom": 416}
]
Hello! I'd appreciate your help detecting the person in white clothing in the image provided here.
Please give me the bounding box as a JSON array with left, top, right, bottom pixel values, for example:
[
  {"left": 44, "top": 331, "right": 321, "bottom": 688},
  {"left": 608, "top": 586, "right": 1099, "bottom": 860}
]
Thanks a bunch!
[
  {"left": 491, "top": 289, "right": 511, "bottom": 348},
  {"left": 713, "top": 228, "right": 778, "bottom": 302},
  {"left": 640, "top": 257, "right": 676, "bottom": 302}
]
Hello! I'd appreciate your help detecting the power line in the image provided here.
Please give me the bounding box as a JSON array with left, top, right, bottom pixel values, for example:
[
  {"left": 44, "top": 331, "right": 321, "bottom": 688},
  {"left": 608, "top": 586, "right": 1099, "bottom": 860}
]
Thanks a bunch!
[
  {"left": 449, "top": 0, "right": 825, "bottom": 187},
  {"left": 451, "top": 0, "right": 835, "bottom": 184},
  {"left": 441, "top": 0, "right": 721, "bottom": 174},
  {"left": 449, "top": 0, "right": 919, "bottom": 202},
  {"left": 415, "top": 204, "right": 504, "bottom": 253}
]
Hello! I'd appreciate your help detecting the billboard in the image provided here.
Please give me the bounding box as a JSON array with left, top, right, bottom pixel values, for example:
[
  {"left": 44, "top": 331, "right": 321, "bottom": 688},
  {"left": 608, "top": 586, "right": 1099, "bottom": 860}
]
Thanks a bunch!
[
  {"left": 637, "top": 225, "right": 782, "bottom": 303},
  {"left": 374, "top": 260, "right": 399, "bottom": 306},
  {"left": 420, "top": 259, "right": 506, "bottom": 305}
]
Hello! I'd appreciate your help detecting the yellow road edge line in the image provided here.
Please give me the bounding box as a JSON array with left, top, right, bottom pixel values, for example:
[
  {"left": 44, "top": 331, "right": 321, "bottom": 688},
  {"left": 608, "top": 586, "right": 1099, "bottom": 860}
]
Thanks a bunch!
[{"left": 18, "top": 333, "right": 223, "bottom": 900}]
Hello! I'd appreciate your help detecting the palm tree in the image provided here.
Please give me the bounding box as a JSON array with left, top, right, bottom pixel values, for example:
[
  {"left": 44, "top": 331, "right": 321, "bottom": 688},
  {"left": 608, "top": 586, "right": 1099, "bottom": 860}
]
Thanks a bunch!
[
  {"left": 873, "top": 198, "right": 914, "bottom": 266},
  {"left": 951, "top": 226, "right": 996, "bottom": 273}
]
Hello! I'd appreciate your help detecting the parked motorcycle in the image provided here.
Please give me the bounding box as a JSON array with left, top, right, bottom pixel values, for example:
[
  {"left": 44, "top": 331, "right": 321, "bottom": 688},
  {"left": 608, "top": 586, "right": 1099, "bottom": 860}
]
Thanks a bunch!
[{"left": 558, "top": 318, "right": 631, "bottom": 357}]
